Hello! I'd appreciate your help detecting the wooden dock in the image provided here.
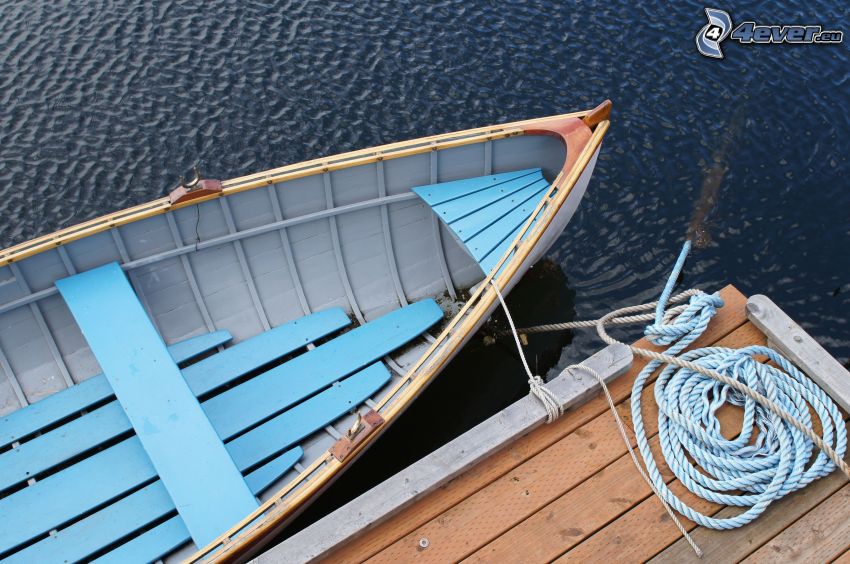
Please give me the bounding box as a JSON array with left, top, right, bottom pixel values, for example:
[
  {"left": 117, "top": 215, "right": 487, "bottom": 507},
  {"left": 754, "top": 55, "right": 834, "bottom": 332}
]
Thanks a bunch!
[{"left": 258, "top": 285, "right": 850, "bottom": 563}]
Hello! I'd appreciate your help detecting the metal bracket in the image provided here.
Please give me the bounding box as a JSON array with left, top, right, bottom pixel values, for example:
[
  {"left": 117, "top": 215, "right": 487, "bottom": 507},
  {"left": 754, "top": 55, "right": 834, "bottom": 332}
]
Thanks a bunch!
[
  {"left": 329, "top": 410, "right": 385, "bottom": 462},
  {"left": 168, "top": 164, "right": 223, "bottom": 205}
]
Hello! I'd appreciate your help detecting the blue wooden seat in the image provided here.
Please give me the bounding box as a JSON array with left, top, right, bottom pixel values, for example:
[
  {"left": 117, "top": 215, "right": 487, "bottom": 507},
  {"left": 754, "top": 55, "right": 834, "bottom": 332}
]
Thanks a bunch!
[
  {"left": 412, "top": 168, "right": 550, "bottom": 275},
  {"left": 0, "top": 262, "right": 443, "bottom": 562}
]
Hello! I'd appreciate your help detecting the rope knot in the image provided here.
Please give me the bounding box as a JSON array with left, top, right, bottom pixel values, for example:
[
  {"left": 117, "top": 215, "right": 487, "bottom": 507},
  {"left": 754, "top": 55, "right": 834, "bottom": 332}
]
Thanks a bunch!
[
  {"left": 644, "top": 292, "right": 724, "bottom": 347},
  {"left": 528, "top": 375, "right": 563, "bottom": 423}
]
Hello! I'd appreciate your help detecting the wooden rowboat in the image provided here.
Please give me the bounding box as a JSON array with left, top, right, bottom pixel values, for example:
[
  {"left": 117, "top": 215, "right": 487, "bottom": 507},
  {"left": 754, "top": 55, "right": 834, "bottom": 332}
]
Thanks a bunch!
[{"left": 0, "top": 101, "right": 610, "bottom": 563}]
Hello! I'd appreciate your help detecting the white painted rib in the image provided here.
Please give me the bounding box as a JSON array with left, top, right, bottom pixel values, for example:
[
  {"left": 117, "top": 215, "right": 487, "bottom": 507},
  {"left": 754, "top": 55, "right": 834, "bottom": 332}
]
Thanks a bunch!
[
  {"left": 110, "top": 229, "right": 161, "bottom": 333},
  {"left": 376, "top": 160, "right": 407, "bottom": 307},
  {"left": 165, "top": 213, "right": 215, "bottom": 332},
  {"left": 484, "top": 139, "right": 493, "bottom": 174},
  {"left": 267, "top": 186, "right": 311, "bottom": 317},
  {"left": 323, "top": 171, "right": 365, "bottom": 324},
  {"left": 323, "top": 425, "right": 342, "bottom": 440},
  {"left": 219, "top": 199, "right": 271, "bottom": 331},
  {"left": 429, "top": 150, "right": 457, "bottom": 299},
  {"left": 56, "top": 247, "right": 76, "bottom": 275},
  {"left": 0, "top": 344, "right": 27, "bottom": 407},
  {"left": 0, "top": 194, "right": 421, "bottom": 317},
  {"left": 384, "top": 357, "right": 407, "bottom": 376},
  {"left": 9, "top": 263, "right": 74, "bottom": 388}
]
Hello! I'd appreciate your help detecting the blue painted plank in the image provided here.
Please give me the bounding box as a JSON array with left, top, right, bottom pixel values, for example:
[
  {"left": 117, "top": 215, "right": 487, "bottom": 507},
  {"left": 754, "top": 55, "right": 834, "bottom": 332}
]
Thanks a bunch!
[
  {"left": 6, "top": 448, "right": 303, "bottom": 564},
  {"left": 92, "top": 517, "right": 189, "bottom": 564},
  {"left": 0, "top": 297, "right": 430, "bottom": 558},
  {"left": 412, "top": 168, "right": 539, "bottom": 205},
  {"left": 476, "top": 201, "right": 545, "bottom": 274},
  {"left": 228, "top": 363, "right": 391, "bottom": 471},
  {"left": 0, "top": 307, "right": 349, "bottom": 493},
  {"left": 167, "top": 329, "right": 232, "bottom": 365},
  {"left": 183, "top": 307, "right": 350, "bottom": 397},
  {"left": 0, "top": 359, "right": 389, "bottom": 561},
  {"left": 4, "top": 482, "right": 175, "bottom": 564},
  {"left": 0, "top": 330, "right": 232, "bottom": 449},
  {"left": 243, "top": 447, "right": 305, "bottom": 494},
  {"left": 83, "top": 365, "right": 389, "bottom": 564},
  {"left": 203, "top": 299, "right": 443, "bottom": 440},
  {"left": 431, "top": 173, "right": 546, "bottom": 224},
  {"left": 56, "top": 262, "right": 258, "bottom": 548},
  {"left": 412, "top": 169, "right": 551, "bottom": 276},
  {"left": 450, "top": 178, "right": 548, "bottom": 243},
  {"left": 0, "top": 402, "right": 128, "bottom": 492}
]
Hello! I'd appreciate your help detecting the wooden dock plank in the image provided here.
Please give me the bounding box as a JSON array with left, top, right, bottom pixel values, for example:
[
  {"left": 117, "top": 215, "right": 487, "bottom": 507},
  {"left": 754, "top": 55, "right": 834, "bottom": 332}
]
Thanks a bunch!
[
  {"left": 650, "top": 468, "right": 849, "bottom": 564},
  {"left": 274, "top": 345, "right": 632, "bottom": 563},
  {"left": 367, "top": 406, "right": 642, "bottom": 562},
  {"left": 743, "top": 483, "right": 850, "bottom": 563},
  {"left": 552, "top": 323, "right": 769, "bottom": 563},
  {"left": 324, "top": 285, "right": 748, "bottom": 563},
  {"left": 367, "top": 322, "right": 760, "bottom": 563},
  {"left": 833, "top": 547, "right": 850, "bottom": 563},
  {"left": 554, "top": 476, "right": 718, "bottom": 563},
  {"left": 463, "top": 439, "right": 661, "bottom": 563},
  {"left": 465, "top": 323, "right": 761, "bottom": 564},
  {"left": 747, "top": 294, "right": 850, "bottom": 414}
]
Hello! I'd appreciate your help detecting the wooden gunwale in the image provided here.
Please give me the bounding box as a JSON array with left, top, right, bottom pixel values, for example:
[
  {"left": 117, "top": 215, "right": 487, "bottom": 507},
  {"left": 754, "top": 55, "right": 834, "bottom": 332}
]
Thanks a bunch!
[
  {"left": 0, "top": 110, "right": 589, "bottom": 268},
  {"left": 191, "top": 110, "right": 610, "bottom": 562}
]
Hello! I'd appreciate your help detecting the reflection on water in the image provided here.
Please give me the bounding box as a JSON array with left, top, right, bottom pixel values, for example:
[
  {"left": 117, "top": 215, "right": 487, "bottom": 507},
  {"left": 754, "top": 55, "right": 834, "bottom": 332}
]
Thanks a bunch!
[{"left": 687, "top": 103, "right": 748, "bottom": 249}]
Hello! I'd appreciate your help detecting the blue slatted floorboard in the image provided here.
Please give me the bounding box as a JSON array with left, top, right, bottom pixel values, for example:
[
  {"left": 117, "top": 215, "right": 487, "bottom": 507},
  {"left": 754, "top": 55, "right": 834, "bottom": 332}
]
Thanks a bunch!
[
  {"left": 0, "top": 307, "right": 351, "bottom": 492},
  {"left": 4, "top": 448, "right": 304, "bottom": 564},
  {"left": 56, "top": 263, "right": 258, "bottom": 548},
  {"left": 0, "top": 261, "right": 440, "bottom": 562},
  {"left": 4, "top": 363, "right": 393, "bottom": 563},
  {"left": 412, "top": 168, "right": 551, "bottom": 275}
]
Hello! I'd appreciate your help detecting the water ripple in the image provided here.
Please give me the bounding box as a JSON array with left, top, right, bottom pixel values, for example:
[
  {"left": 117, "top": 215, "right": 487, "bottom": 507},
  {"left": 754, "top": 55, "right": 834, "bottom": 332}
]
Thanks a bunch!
[{"left": 0, "top": 0, "right": 848, "bottom": 362}]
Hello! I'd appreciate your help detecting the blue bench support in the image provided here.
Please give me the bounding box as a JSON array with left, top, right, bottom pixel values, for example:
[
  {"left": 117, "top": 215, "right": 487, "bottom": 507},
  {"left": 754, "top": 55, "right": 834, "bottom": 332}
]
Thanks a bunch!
[
  {"left": 0, "top": 330, "right": 232, "bottom": 450},
  {"left": 412, "top": 168, "right": 551, "bottom": 275},
  {"left": 55, "top": 262, "right": 257, "bottom": 549},
  {"left": 0, "top": 307, "right": 351, "bottom": 491}
]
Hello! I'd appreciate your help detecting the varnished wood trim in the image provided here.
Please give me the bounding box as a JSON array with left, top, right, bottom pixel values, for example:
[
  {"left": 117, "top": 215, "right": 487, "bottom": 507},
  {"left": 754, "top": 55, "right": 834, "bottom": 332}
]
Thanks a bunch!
[{"left": 581, "top": 99, "right": 612, "bottom": 129}]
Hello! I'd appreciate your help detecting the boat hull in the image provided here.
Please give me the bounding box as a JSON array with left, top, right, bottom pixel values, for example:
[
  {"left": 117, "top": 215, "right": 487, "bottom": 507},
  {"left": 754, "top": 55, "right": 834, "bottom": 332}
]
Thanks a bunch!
[{"left": 0, "top": 105, "right": 610, "bottom": 563}]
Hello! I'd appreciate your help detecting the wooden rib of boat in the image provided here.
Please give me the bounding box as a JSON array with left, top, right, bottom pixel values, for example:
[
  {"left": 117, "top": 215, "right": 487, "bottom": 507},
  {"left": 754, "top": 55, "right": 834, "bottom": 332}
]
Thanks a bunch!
[{"left": 0, "top": 101, "right": 611, "bottom": 563}]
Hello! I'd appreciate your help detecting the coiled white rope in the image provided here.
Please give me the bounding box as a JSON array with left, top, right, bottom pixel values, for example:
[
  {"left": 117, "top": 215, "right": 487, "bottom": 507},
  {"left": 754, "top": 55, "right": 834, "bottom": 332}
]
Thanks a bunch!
[{"left": 491, "top": 241, "right": 849, "bottom": 556}]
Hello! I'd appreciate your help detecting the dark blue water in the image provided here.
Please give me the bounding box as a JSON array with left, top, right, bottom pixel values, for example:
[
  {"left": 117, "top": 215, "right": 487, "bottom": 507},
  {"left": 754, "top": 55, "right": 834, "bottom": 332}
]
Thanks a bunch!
[{"left": 2, "top": 0, "right": 848, "bottom": 538}]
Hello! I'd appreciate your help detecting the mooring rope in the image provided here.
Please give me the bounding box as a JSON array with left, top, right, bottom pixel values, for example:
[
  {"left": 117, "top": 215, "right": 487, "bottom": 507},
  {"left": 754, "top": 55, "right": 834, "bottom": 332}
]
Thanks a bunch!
[
  {"left": 492, "top": 240, "right": 849, "bottom": 556},
  {"left": 491, "top": 281, "right": 563, "bottom": 423}
]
